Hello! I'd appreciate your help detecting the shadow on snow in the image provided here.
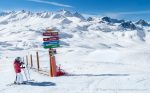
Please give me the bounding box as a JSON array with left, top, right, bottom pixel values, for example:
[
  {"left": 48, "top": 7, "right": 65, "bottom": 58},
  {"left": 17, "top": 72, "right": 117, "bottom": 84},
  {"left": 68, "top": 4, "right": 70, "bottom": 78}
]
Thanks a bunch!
[
  {"left": 66, "top": 74, "right": 129, "bottom": 77},
  {"left": 27, "top": 81, "right": 56, "bottom": 86}
]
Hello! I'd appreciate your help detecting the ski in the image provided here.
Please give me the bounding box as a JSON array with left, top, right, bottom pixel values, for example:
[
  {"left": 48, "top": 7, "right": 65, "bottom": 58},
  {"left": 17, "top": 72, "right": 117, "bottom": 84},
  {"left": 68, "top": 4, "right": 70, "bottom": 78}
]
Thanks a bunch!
[{"left": 6, "top": 81, "right": 29, "bottom": 86}]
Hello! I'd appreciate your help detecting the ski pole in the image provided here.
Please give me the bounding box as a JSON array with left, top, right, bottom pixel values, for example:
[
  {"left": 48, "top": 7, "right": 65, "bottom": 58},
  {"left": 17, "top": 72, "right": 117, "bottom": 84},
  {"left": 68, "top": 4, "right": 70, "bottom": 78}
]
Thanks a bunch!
[
  {"left": 22, "top": 57, "right": 28, "bottom": 81},
  {"left": 22, "top": 68, "right": 28, "bottom": 81},
  {"left": 26, "top": 65, "right": 31, "bottom": 80},
  {"left": 23, "top": 57, "right": 31, "bottom": 80},
  {"left": 14, "top": 74, "right": 17, "bottom": 83}
]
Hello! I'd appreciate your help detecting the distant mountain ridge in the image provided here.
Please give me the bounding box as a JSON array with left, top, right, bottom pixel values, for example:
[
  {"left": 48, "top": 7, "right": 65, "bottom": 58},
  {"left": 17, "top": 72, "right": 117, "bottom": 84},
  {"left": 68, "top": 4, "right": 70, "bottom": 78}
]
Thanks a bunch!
[
  {"left": 0, "top": 10, "right": 150, "bottom": 50},
  {"left": 0, "top": 10, "right": 149, "bottom": 30}
]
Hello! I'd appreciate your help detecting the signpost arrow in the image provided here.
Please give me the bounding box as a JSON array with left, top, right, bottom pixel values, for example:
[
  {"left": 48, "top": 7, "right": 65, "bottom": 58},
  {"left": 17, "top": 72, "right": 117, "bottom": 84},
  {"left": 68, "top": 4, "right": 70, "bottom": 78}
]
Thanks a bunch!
[
  {"left": 43, "top": 37, "right": 59, "bottom": 41},
  {"left": 43, "top": 32, "right": 58, "bottom": 36},
  {"left": 44, "top": 44, "right": 60, "bottom": 49},
  {"left": 43, "top": 41, "right": 59, "bottom": 45}
]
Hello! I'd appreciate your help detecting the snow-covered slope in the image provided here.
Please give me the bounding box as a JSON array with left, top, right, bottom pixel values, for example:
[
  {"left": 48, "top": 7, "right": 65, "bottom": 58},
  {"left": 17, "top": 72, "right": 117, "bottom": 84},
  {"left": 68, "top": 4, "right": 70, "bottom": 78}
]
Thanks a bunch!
[
  {"left": 0, "top": 10, "right": 150, "bottom": 93},
  {"left": 0, "top": 10, "right": 150, "bottom": 50}
]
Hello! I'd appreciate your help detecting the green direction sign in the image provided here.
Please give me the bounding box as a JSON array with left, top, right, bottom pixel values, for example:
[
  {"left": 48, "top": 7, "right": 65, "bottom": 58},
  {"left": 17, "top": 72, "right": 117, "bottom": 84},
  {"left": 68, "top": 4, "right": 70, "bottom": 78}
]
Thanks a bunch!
[{"left": 44, "top": 44, "right": 60, "bottom": 48}]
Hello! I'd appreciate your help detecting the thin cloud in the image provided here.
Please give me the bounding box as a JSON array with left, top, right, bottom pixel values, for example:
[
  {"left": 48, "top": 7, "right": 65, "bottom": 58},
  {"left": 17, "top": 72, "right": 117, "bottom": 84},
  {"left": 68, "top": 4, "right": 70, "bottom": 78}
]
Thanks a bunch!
[
  {"left": 27, "top": 0, "right": 73, "bottom": 8},
  {"left": 117, "top": 10, "right": 150, "bottom": 15},
  {"left": 82, "top": 13, "right": 102, "bottom": 18},
  {"left": 104, "top": 10, "right": 150, "bottom": 18}
]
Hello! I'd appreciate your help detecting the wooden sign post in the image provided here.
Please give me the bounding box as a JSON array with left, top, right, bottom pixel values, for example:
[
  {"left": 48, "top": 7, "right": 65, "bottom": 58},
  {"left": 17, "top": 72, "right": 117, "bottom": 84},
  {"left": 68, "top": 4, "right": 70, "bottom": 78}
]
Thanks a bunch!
[
  {"left": 42, "top": 29, "right": 60, "bottom": 77},
  {"left": 36, "top": 52, "right": 40, "bottom": 71}
]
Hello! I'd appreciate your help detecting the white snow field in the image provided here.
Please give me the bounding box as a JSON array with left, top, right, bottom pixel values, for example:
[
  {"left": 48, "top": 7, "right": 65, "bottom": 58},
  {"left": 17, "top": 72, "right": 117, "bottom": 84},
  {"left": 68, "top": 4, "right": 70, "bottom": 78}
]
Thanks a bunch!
[{"left": 0, "top": 10, "right": 150, "bottom": 93}]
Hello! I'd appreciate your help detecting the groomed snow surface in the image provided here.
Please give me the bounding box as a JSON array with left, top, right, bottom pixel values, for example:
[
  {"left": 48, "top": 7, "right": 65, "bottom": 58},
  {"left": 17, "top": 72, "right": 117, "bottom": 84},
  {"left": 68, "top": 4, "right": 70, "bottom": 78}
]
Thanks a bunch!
[
  {"left": 0, "top": 10, "right": 150, "bottom": 93},
  {"left": 0, "top": 46, "right": 150, "bottom": 93}
]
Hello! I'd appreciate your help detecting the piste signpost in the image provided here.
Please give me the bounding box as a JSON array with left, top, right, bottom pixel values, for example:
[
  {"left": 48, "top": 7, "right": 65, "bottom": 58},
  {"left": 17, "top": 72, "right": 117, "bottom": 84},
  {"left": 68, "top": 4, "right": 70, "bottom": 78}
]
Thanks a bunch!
[
  {"left": 43, "top": 31, "right": 60, "bottom": 49},
  {"left": 42, "top": 29, "right": 60, "bottom": 77}
]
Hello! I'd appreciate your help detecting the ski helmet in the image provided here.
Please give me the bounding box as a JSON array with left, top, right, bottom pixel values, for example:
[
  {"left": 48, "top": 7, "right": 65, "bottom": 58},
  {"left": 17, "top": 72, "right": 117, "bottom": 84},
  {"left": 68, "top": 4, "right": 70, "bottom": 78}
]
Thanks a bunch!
[{"left": 15, "top": 57, "right": 21, "bottom": 61}]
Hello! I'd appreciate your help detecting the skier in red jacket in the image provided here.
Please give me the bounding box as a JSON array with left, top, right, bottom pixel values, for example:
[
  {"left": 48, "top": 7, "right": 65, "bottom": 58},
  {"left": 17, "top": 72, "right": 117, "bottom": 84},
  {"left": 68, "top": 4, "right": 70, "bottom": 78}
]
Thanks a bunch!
[{"left": 13, "top": 57, "right": 25, "bottom": 84}]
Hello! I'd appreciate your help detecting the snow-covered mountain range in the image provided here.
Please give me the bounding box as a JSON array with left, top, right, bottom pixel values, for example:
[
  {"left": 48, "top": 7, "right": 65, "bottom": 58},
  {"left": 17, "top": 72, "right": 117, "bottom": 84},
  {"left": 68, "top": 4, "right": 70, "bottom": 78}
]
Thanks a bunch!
[{"left": 0, "top": 10, "right": 150, "bottom": 50}]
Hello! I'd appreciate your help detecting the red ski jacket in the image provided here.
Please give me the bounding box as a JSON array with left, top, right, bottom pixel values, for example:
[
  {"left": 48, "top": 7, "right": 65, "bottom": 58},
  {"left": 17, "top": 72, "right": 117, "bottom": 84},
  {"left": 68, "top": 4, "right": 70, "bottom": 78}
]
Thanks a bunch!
[{"left": 14, "top": 60, "right": 22, "bottom": 73}]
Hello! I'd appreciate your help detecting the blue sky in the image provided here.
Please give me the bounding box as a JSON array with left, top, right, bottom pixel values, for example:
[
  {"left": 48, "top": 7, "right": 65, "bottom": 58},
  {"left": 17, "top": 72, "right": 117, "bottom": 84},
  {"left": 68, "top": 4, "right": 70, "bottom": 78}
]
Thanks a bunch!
[{"left": 0, "top": 0, "right": 150, "bottom": 21}]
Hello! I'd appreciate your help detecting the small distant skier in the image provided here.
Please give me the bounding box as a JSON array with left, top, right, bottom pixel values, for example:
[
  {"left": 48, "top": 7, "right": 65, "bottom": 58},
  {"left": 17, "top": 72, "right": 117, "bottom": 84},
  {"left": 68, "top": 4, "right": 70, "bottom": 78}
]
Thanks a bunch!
[{"left": 13, "top": 57, "right": 25, "bottom": 84}]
